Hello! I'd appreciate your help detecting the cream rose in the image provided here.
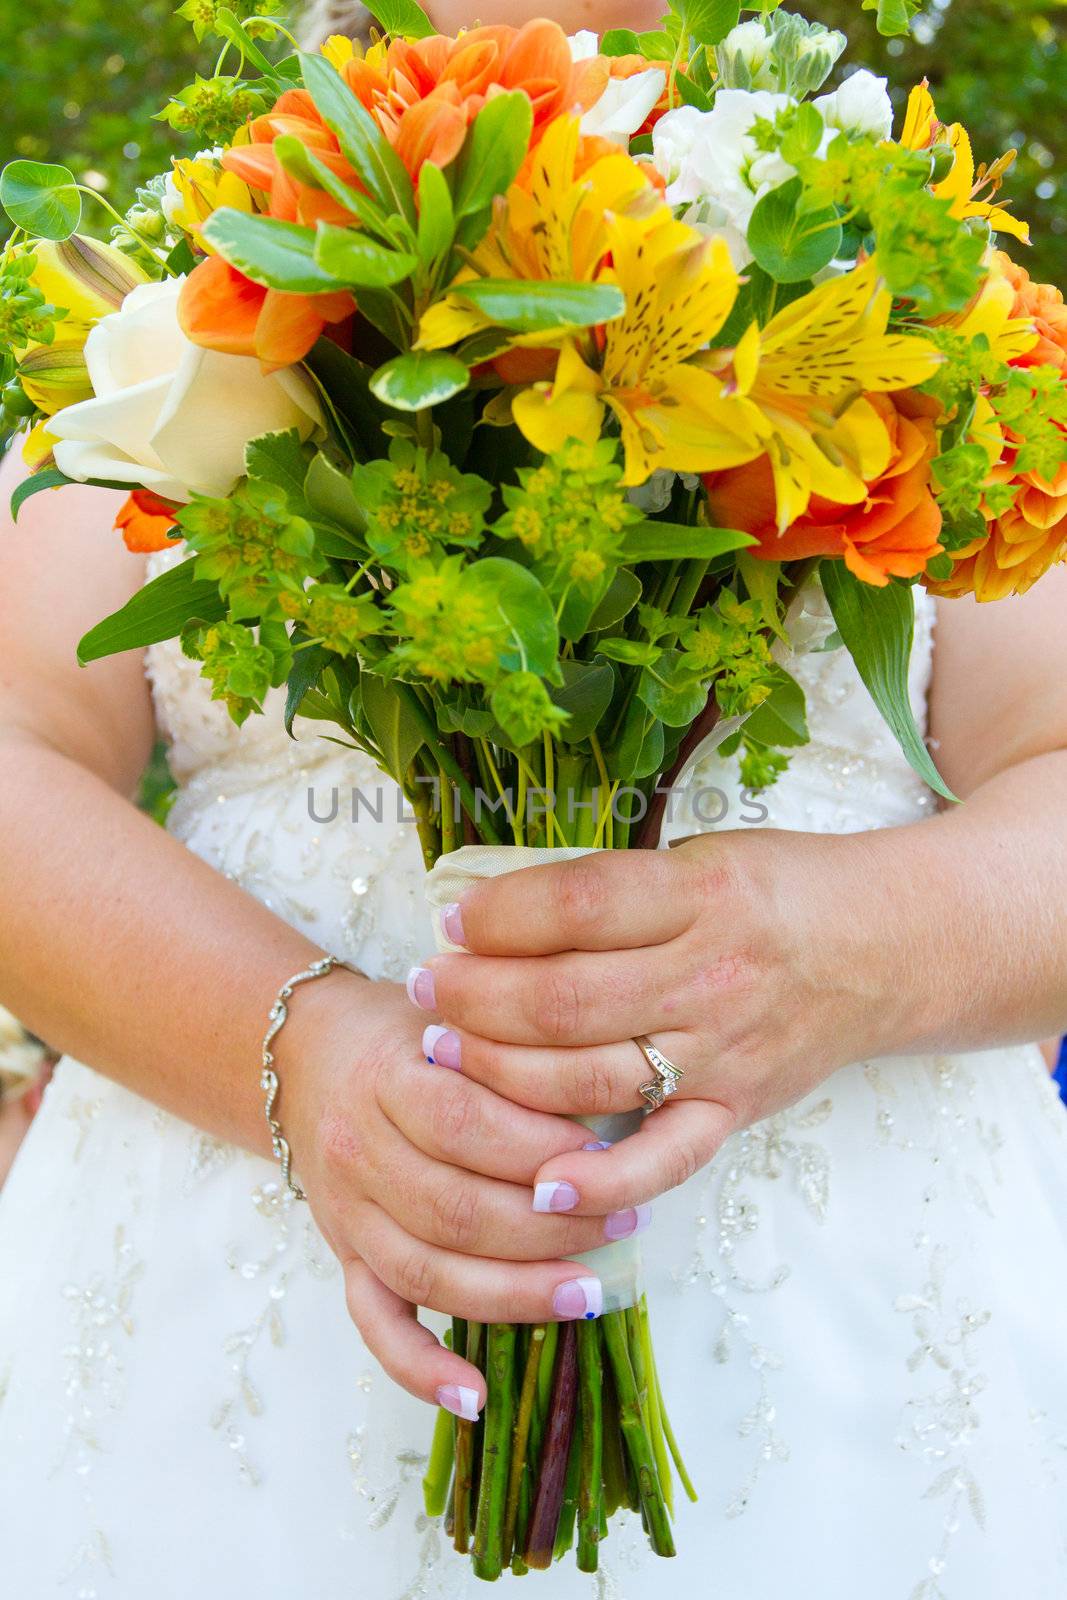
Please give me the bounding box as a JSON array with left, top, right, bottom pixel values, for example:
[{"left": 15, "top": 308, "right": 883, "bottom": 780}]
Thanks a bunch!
[{"left": 49, "top": 276, "right": 322, "bottom": 503}]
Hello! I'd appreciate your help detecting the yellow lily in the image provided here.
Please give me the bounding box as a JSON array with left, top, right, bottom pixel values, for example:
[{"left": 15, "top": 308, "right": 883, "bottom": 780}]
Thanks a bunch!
[
  {"left": 167, "top": 154, "right": 254, "bottom": 253},
  {"left": 417, "top": 113, "right": 657, "bottom": 353},
  {"left": 901, "top": 82, "right": 1029, "bottom": 244},
  {"left": 720, "top": 258, "right": 945, "bottom": 532},
  {"left": 512, "top": 211, "right": 765, "bottom": 484}
]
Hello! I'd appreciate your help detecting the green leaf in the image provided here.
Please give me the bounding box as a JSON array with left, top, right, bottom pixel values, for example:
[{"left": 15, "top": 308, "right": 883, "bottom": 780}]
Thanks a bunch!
[
  {"left": 273, "top": 135, "right": 394, "bottom": 239},
  {"left": 245, "top": 428, "right": 310, "bottom": 503},
  {"left": 78, "top": 558, "right": 225, "bottom": 665},
  {"left": 636, "top": 30, "right": 677, "bottom": 60},
  {"left": 748, "top": 177, "right": 843, "bottom": 285},
  {"left": 0, "top": 160, "right": 81, "bottom": 241},
  {"left": 10, "top": 466, "right": 72, "bottom": 521},
  {"left": 588, "top": 568, "right": 642, "bottom": 632},
  {"left": 450, "top": 92, "right": 533, "bottom": 220},
  {"left": 466, "top": 558, "right": 559, "bottom": 677},
  {"left": 672, "top": 0, "right": 741, "bottom": 47},
  {"left": 601, "top": 28, "right": 640, "bottom": 54},
  {"left": 619, "top": 522, "right": 756, "bottom": 562},
  {"left": 822, "top": 563, "right": 956, "bottom": 801},
  {"left": 451, "top": 278, "right": 625, "bottom": 333},
  {"left": 549, "top": 661, "right": 615, "bottom": 744},
  {"left": 314, "top": 223, "right": 418, "bottom": 287},
  {"left": 597, "top": 638, "right": 660, "bottom": 666},
  {"left": 304, "top": 451, "right": 366, "bottom": 535},
  {"left": 200, "top": 209, "right": 344, "bottom": 293},
  {"left": 300, "top": 54, "right": 416, "bottom": 226},
  {"left": 862, "top": 0, "right": 922, "bottom": 38},
  {"left": 364, "top": 0, "right": 434, "bottom": 37},
  {"left": 742, "top": 665, "right": 809, "bottom": 748},
  {"left": 370, "top": 350, "right": 470, "bottom": 410},
  {"left": 416, "top": 160, "right": 455, "bottom": 269},
  {"left": 304, "top": 337, "right": 390, "bottom": 459},
  {"left": 637, "top": 649, "right": 706, "bottom": 727},
  {"left": 675, "top": 72, "right": 713, "bottom": 112},
  {"left": 284, "top": 643, "right": 329, "bottom": 736},
  {"left": 359, "top": 672, "right": 427, "bottom": 781}
]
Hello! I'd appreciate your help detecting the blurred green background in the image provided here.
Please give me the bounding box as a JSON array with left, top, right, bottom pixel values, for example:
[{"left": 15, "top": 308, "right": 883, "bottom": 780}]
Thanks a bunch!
[{"left": 0, "top": 0, "right": 1063, "bottom": 280}]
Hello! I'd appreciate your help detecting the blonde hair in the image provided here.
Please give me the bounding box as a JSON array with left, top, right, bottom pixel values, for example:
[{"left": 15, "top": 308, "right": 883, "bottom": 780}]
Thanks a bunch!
[{"left": 298, "top": 0, "right": 375, "bottom": 48}]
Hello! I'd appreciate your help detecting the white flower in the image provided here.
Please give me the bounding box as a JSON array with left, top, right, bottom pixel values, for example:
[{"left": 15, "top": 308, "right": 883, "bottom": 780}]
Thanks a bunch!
[
  {"left": 652, "top": 90, "right": 799, "bottom": 268},
  {"left": 49, "top": 277, "right": 322, "bottom": 503},
  {"left": 718, "top": 19, "right": 775, "bottom": 87},
  {"left": 814, "top": 69, "right": 893, "bottom": 141},
  {"left": 580, "top": 68, "right": 666, "bottom": 145},
  {"left": 567, "top": 30, "right": 599, "bottom": 61}
]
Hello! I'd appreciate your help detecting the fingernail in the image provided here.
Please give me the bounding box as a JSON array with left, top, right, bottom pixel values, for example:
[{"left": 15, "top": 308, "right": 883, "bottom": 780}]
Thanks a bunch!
[
  {"left": 582, "top": 1140, "right": 612, "bottom": 1151},
  {"left": 532, "top": 1180, "right": 580, "bottom": 1213},
  {"left": 604, "top": 1203, "right": 652, "bottom": 1242},
  {"left": 406, "top": 966, "right": 436, "bottom": 1011},
  {"left": 422, "top": 1024, "right": 461, "bottom": 1070},
  {"left": 441, "top": 902, "right": 466, "bottom": 948},
  {"left": 436, "top": 1383, "right": 481, "bottom": 1421},
  {"left": 552, "top": 1277, "right": 603, "bottom": 1321}
]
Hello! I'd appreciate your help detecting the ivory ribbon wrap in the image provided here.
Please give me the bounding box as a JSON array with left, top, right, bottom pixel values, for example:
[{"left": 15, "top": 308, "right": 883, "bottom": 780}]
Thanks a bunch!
[{"left": 424, "top": 845, "right": 645, "bottom": 1313}]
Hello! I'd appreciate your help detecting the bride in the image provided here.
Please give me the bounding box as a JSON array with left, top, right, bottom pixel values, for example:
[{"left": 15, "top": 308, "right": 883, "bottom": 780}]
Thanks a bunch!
[{"left": 2, "top": 4, "right": 1067, "bottom": 1597}]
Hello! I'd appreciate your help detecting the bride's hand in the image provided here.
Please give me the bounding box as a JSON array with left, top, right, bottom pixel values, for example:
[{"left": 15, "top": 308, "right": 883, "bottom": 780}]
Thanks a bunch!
[
  {"left": 409, "top": 832, "right": 911, "bottom": 1217},
  {"left": 284, "top": 975, "right": 647, "bottom": 1415}
]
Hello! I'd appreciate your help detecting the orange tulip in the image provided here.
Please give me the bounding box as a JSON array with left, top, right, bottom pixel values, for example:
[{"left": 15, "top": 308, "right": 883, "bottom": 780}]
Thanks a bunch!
[
  {"left": 178, "top": 254, "right": 354, "bottom": 370},
  {"left": 115, "top": 490, "right": 180, "bottom": 553},
  {"left": 706, "top": 393, "right": 944, "bottom": 587}
]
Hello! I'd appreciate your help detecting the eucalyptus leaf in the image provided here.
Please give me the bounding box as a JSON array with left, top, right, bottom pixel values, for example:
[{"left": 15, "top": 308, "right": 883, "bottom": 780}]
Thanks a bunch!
[
  {"left": 822, "top": 563, "right": 956, "bottom": 800},
  {"left": 200, "top": 209, "right": 344, "bottom": 293},
  {"left": 370, "top": 350, "right": 470, "bottom": 410},
  {"left": 78, "top": 558, "right": 225, "bottom": 665},
  {"left": 748, "top": 177, "right": 843, "bottom": 285},
  {"left": 0, "top": 160, "right": 81, "bottom": 241}
]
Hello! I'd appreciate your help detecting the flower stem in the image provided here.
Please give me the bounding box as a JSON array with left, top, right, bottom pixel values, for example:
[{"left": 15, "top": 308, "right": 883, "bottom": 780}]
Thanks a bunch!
[
  {"left": 576, "top": 1321, "right": 604, "bottom": 1572},
  {"left": 423, "top": 1403, "right": 455, "bottom": 1519},
  {"left": 602, "top": 1312, "right": 675, "bottom": 1557},
  {"left": 503, "top": 1325, "right": 545, "bottom": 1559},
  {"left": 472, "top": 1323, "right": 518, "bottom": 1581},
  {"left": 452, "top": 1321, "right": 483, "bottom": 1553},
  {"left": 524, "top": 1321, "right": 578, "bottom": 1569}
]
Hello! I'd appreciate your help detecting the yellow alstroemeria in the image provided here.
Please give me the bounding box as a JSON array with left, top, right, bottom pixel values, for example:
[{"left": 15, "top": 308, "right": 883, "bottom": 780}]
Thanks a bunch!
[
  {"left": 512, "top": 213, "right": 764, "bottom": 484},
  {"left": 417, "top": 113, "right": 658, "bottom": 353},
  {"left": 722, "top": 258, "right": 945, "bottom": 532},
  {"left": 941, "top": 254, "right": 1041, "bottom": 470},
  {"left": 168, "top": 154, "right": 254, "bottom": 253},
  {"left": 901, "top": 82, "right": 1030, "bottom": 244}
]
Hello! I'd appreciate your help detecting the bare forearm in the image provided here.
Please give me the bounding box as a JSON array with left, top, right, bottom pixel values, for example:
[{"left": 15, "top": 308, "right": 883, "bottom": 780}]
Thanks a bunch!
[
  {"left": 858, "top": 751, "right": 1067, "bottom": 1055},
  {"left": 0, "top": 732, "right": 340, "bottom": 1155}
]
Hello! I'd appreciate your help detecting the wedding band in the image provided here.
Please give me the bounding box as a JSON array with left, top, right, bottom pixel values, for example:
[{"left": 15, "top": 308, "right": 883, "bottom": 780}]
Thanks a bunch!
[{"left": 633, "top": 1035, "right": 684, "bottom": 1112}]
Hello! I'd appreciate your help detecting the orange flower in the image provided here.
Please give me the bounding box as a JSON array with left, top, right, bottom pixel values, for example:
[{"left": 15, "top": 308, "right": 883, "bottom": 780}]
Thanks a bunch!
[
  {"left": 115, "top": 490, "right": 180, "bottom": 554},
  {"left": 705, "top": 393, "right": 943, "bottom": 586},
  {"left": 178, "top": 254, "right": 354, "bottom": 370},
  {"left": 926, "top": 254, "right": 1067, "bottom": 601}
]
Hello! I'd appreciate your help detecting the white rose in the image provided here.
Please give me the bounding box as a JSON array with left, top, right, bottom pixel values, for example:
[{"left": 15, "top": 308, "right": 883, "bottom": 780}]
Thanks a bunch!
[
  {"left": 814, "top": 69, "right": 893, "bottom": 141},
  {"left": 49, "top": 277, "right": 322, "bottom": 503},
  {"left": 567, "top": 30, "right": 599, "bottom": 61},
  {"left": 580, "top": 68, "right": 667, "bottom": 145},
  {"left": 652, "top": 90, "right": 798, "bottom": 268}
]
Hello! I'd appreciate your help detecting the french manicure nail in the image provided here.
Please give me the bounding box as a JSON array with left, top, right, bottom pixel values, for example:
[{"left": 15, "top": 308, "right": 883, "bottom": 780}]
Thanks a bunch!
[
  {"left": 422, "top": 1024, "right": 462, "bottom": 1070},
  {"left": 604, "top": 1203, "right": 652, "bottom": 1242},
  {"left": 532, "top": 1180, "right": 580, "bottom": 1213},
  {"left": 406, "top": 965, "right": 436, "bottom": 1011},
  {"left": 441, "top": 902, "right": 466, "bottom": 948},
  {"left": 436, "top": 1383, "right": 481, "bottom": 1421},
  {"left": 582, "top": 1140, "right": 613, "bottom": 1151},
  {"left": 552, "top": 1277, "right": 603, "bottom": 1321}
]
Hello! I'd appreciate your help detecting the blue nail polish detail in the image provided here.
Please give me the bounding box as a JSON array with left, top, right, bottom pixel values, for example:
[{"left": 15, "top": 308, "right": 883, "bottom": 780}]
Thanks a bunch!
[{"left": 583, "top": 1140, "right": 612, "bottom": 1151}]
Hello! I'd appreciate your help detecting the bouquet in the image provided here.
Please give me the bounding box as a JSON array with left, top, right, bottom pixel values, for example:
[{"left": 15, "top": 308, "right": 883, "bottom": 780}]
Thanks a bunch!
[{"left": 3, "top": 0, "right": 1066, "bottom": 1578}]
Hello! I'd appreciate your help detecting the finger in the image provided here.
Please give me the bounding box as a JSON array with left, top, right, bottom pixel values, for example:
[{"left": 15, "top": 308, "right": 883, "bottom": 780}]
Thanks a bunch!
[
  {"left": 424, "top": 1025, "right": 694, "bottom": 1119},
  {"left": 354, "top": 1199, "right": 611, "bottom": 1324},
  {"left": 530, "top": 1098, "right": 737, "bottom": 1213},
  {"left": 443, "top": 849, "right": 700, "bottom": 957},
  {"left": 417, "top": 945, "right": 682, "bottom": 1047},
  {"left": 362, "top": 1113, "right": 646, "bottom": 1259},
  {"left": 376, "top": 1053, "right": 590, "bottom": 1182},
  {"left": 343, "top": 1256, "right": 485, "bottom": 1416}
]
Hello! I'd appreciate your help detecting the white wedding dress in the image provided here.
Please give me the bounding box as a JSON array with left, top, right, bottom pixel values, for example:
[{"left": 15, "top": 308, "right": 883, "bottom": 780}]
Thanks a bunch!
[{"left": 2, "top": 567, "right": 1067, "bottom": 1600}]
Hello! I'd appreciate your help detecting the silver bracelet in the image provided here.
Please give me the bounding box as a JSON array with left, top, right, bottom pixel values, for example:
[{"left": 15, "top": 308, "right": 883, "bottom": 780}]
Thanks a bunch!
[{"left": 260, "top": 954, "right": 364, "bottom": 1201}]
